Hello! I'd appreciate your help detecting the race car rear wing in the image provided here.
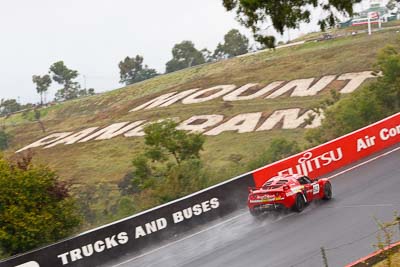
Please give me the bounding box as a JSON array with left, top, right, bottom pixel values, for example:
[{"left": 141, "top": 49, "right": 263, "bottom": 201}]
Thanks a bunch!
[{"left": 248, "top": 186, "right": 260, "bottom": 193}]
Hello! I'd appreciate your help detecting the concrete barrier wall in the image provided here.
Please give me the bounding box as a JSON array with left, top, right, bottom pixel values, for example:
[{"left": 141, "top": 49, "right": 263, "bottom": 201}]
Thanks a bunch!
[
  {"left": 1, "top": 174, "right": 255, "bottom": 267},
  {"left": 1, "top": 112, "right": 399, "bottom": 267}
]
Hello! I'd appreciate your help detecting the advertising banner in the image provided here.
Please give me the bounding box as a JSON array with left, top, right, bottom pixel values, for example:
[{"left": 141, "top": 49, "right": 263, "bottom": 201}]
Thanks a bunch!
[
  {"left": 253, "top": 112, "right": 400, "bottom": 187},
  {"left": 0, "top": 174, "right": 254, "bottom": 267}
]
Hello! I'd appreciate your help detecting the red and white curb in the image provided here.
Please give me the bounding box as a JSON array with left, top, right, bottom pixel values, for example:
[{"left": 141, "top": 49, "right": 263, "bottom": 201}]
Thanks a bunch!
[{"left": 345, "top": 240, "right": 400, "bottom": 267}]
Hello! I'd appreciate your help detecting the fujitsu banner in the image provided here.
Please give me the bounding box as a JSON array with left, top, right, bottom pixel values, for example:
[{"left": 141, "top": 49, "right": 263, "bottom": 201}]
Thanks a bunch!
[{"left": 252, "top": 112, "right": 400, "bottom": 187}]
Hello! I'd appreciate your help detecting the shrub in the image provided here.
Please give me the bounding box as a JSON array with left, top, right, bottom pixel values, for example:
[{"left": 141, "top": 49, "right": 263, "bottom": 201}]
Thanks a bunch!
[{"left": 0, "top": 153, "right": 81, "bottom": 255}]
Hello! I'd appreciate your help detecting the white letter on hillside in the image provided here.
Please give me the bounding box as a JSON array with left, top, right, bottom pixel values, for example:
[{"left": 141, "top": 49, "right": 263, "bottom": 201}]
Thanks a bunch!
[
  {"left": 130, "top": 89, "right": 199, "bottom": 112},
  {"left": 182, "top": 85, "right": 236, "bottom": 104},
  {"left": 223, "top": 81, "right": 284, "bottom": 101},
  {"left": 291, "top": 75, "right": 336, "bottom": 97},
  {"left": 257, "top": 108, "right": 321, "bottom": 131},
  {"left": 205, "top": 112, "right": 262, "bottom": 136},
  {"left": 266, "top": 78, "right": 314, "bottom": 98},
  {"left": 45, "top": 127, "right": 99, "bottom": 148},
  {"left": 124, "top": 125, "right": 146, "bottom": 137},
  {"left": 337, "top": 71, "right": 375, "bottom": 93},
  {"left": 177, "top": 115, "right": 224, "bottom": 133},
  {"left": 16, "top": 132, "right": 72, "bottom": 153},
  {"left": 123, "top": 118, "right": 178, "bottom": 137},
  {"left": 266, "top": 75, "right": 336, "bottom": 98},
  {"left": 78, "top": 121, "right": 144, "bottom": 142}
]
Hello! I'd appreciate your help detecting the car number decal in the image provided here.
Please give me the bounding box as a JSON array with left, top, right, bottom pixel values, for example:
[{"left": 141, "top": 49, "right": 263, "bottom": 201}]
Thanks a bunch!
[{"left": 313, "top": 184, "right": 320, "bottom": 194}]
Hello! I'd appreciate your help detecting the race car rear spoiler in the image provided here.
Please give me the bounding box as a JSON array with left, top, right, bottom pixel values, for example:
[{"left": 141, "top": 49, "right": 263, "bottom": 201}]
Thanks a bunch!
[{"left": 248, "top": 186, "right": 260, "bottom": 193}]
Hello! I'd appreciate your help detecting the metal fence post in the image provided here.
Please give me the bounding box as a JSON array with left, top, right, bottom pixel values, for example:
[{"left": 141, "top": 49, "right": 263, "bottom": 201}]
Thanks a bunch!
[{"left": 321, "top": 246, "right": 329, "bottom": 267}]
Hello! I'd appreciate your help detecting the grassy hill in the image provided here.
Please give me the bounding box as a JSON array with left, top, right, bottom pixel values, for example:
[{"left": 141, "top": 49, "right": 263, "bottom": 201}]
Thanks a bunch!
[{"left": 1, "top": 29, "right": 399, "bottom": 224}]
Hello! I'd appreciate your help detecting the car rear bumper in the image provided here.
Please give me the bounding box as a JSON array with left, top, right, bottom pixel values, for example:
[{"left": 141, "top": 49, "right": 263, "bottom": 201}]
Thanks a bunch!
[{"left": 251, "top": 203, "right": 287, "bottom": 211}]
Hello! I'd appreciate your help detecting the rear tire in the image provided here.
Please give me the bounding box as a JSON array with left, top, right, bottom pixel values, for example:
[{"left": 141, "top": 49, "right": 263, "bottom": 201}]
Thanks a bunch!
[
  {"left": 293, "top": 194, "right": 305, "bottom": 212},
  {"left": 250, "top": 208, "right": 261, "bottom": 217},
  {"left": 322, "top": 182, "right": 332, "bottom": 200}
]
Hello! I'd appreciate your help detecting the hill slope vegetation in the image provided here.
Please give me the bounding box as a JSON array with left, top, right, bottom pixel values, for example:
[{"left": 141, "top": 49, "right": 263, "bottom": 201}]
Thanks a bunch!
[{"left": 1, "top": 29, "right": 399, "bottom": 225}]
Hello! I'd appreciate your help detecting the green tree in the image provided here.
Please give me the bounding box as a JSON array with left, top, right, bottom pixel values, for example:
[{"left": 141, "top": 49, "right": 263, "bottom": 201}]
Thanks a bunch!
[
  {"left": 305, "top": 44, "right": 400, "bottom": 145},
  {"left": 255, "top": 35, "right": 276, "bottom": 50},
  {"left": 0, "top": 153, "right": 81, "bottom": 255},
  {"left": 118, "top": 55, "right": 158, "bottom": 85},
  {"left": 130, "top": 120, "right": 206, "bottom": 194},
  {"left": 304, "top": 89, "right": 341, "bottom": 126},
  {"left": 386, "top": 0, "right": 397, "bottom": 11},
  {"left": 213, "top": 29, "right": 249, "bottom": 59},
  {"left": 32, "top": 74, "right": 52, "bottom": 105},
  {"left": 118, "top": 172, "right": 139, "bottom": 195},
  {"left": 305, "top": 88, "right": 384, "bottom": 146},
  {"left": 88, "top": 88, "right": 95, "bottom": 95},
  {"left": 156, "top": 159, "right": 209, "bottom": 202},
  {"left": 222, "top": 0, "right": 361, "bottom": 48},
  {"left": 134, "top": 68, "right": 158, "bottom": 83},
  {"left": 49, "top": 61, "right": 80, "bottom": 101},
  {"left": 22, "top": 109, "right": 46, "bottom": 133},
  {"left": 77, "top": 88, "right": 96, "bottom": 98},
  {"left": 73, "top": 182, "right": 118, "bottom": 225},
  {"left": 0, "top": 99, "right": 21, "bottom": 116},
  {"left": 144, "top": 120, "right": 205, "bottom": 164},
  {"left": 34, "top": 109, "right": 46, "bottom": 133},
  {"left": 201, "top": 48, "right": 214, "bottom": 62},
  {"left": 0, "top": 131, "right": 9, "bottom": 151},
  {"left": 248, "top": 138, "right": 301, "bottom": 170},
  {"left": 165, "top": 41, "right": 206, "bottom": 73},
  {"left": 375, "top": 45, "right": 400, "bottom": 111}
]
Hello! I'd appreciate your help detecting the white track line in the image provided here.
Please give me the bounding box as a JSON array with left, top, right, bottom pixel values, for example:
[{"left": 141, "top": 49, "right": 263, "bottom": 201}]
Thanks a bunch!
[
  {"left": 111, "top": 212, "right": 248, "bottom": 267},
  {"left": 338, "top": 204, "right": 395, "bottom": 208},
  {"left": 327, "top": 146, "right": 400, "bottom": 180},
  {"left": 111, "top": 145, "right": 400, "bottom": 267}
]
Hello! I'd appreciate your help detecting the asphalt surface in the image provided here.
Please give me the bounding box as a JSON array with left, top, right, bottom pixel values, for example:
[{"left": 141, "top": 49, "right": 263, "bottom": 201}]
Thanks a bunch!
[{"left": 111, "top": 145, "right": 400, "bottom": 267}]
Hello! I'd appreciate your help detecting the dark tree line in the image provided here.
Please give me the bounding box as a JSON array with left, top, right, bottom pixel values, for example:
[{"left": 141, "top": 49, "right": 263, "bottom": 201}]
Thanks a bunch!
[
  {"left": 222, "top": 0, "right": 362, "bottom": 48},
  {"left": 0, "top": 99, "right": 37, "bottom": 119},
  {"left": 1, "top": 62, "right": 96, "bottom": 120},
  {"left": 164, "top": 29, "right": 250, "bottom": 73},
  {"left": 0, "top": 130, "right": 9, "bottom": 151},
  {"left": 32, "top": 61, "right": 95, "bottom": 104},
  {"left": 119, "top": 55, "right": 158, "bottom": 85},
  {"left": 118, "top": 29, "right": 250, "bottom": 86},
  {"left": 118, "top": 0, "right": 367, "bottom": 83},
  {"left": 305, "top": 44, "right": 400, "bottom": 145},
  {"left": 0, "top": 62, "right": 97, "bottom": 141},
  {"left": 0, "top": 99, "right": 25, "bottom": 116}
]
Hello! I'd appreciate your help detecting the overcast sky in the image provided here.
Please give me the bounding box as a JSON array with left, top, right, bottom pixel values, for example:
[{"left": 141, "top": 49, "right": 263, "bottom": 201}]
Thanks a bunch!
[{"left": 0, "top": 0, "right": 378, "bottom": 104}]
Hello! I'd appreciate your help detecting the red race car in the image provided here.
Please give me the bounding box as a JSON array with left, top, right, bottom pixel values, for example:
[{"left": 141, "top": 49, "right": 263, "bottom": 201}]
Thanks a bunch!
[{"left": 248, "top": 174, "right": 332, "bottom": 216}]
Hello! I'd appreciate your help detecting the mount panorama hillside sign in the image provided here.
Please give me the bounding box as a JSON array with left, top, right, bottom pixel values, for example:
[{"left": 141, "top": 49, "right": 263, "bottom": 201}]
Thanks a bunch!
[{"left": 17, "top": 71, "right": 375, "bottom": 153}]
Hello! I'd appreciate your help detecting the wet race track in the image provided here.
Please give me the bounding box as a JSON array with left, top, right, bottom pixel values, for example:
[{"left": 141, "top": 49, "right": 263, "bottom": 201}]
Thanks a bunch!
[{"left": 110, "top": 145, "right": 400, "bottom": 267}]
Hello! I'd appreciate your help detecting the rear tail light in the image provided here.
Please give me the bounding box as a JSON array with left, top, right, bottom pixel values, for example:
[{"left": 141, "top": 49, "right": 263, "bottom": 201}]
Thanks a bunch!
[
  {"left": 283, "top": 185, "right": 289, "bottom": 191},
  {"left": 275, "top": 192, "right": 285, "bottom": 198}
]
